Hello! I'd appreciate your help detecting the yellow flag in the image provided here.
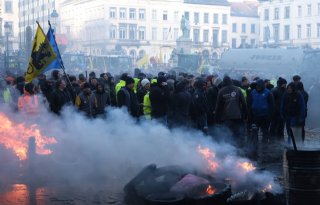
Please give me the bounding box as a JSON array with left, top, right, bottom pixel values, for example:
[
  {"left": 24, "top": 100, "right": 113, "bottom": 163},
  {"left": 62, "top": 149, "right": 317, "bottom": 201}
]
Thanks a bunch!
[
  {"left": 25, "top": 24, "right": 57, "bottom": 82},
  {"left": 136, "top": 55, "right": 150, "bottom": 69}
]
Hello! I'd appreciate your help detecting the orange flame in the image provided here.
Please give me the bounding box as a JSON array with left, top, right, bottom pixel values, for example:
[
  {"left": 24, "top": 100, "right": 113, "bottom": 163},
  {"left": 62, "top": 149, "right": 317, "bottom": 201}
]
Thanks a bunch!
[
  {"left": 206, "top": 185, "right": 216, "bottom": 195},
  {"left": 197, "top": 145, "right": 219, "bottom": 172},
  {"left": 0, "top": 112, "right": 56, "bottom": 160},
  {"left": 262, "top": 183, "right": 273, "bottom": 193},
  {"left": 238, "top": 162, "right": 256, "bottom": 172}
]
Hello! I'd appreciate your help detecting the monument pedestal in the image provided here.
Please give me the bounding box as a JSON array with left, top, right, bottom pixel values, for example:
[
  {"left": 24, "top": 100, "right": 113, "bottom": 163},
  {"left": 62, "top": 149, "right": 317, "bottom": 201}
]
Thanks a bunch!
[{"left": 176, "top": 37, "right": 192, "bottom": 54}]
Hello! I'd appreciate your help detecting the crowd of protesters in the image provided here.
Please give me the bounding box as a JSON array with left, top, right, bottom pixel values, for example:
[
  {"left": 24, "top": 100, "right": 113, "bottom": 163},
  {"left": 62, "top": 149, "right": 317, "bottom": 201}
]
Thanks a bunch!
[{"left": 0, "top": 69, "right": 309, "bottom": 157}]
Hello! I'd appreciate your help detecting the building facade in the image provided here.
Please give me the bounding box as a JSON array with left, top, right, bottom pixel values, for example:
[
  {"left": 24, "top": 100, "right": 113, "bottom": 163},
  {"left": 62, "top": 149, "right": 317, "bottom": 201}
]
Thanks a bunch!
[
  {"left": 18, "top": 0, "right": 59, "bottom": 52},
  {"left": 0, "top": 0, "right": 19, "bottom": 53},
  {"left": 60, "top": 0, "right": 232, "bottom": 63},
  {"left": 230, "top": 1, "right": 260, "bottom": 48},
  {"left": 259, "top": 0, "right": 320, "bottom": 48}
]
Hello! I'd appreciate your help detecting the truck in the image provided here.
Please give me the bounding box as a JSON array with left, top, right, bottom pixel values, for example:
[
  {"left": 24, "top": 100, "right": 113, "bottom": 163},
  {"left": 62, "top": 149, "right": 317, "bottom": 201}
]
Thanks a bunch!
[{"left": 219, "top": 48, "right": 320, "bottom": 80}]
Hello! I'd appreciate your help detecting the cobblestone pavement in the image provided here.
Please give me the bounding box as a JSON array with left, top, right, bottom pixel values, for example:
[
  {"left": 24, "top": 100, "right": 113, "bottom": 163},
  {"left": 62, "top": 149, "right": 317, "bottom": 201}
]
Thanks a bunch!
[{"left": 0, "top": 132, "right": 319, "bottom": 205}]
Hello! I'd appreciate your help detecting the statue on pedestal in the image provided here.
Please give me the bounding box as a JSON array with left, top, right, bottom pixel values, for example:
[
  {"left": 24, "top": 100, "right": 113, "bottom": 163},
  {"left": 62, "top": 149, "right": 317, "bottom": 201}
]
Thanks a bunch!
[{"left": 180, "top": 15, "right": 190, "bottom": 39}]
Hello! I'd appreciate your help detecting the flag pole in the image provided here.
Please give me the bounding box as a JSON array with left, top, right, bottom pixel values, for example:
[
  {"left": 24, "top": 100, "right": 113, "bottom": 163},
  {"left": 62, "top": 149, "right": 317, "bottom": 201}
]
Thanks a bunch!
[{"left": 48, "top": 20, "right": 74, "bottom": 92}]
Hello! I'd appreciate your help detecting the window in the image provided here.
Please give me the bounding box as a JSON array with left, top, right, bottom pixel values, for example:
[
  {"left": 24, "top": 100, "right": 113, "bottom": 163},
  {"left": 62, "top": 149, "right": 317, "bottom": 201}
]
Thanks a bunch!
[
  {"left": 213, "top": 13, "right": 218, "bottom": 24},
  {"left": 129, "top": 24, "right": 137, "bottom": 40},
  {"left": 174, "top": 11, "right": 179, "bottom": 22},
  {"left": 152, "top": 27, "right": 157, "bottom": 40},
  {"left": 273, "top": 24, "right": 279, "bottom": 42},
  {"left": 251, "top": 24, "right": 255, "bottom": 34},
  {"left": 317, "top": 24, "right": 320, "bottom": 38},
  {"left": 297, "top": 25, "right": 301, "bottom": 39},
  {"left": 139, "top": 9, "right": 145, "bottom": 20},
  {"left": 242, "top": 24, "right": 246, "bottom": 33},
  {"left": 119, "top": 24, "right": 127, "bottom": 39},
  {"left": 129, "top": 8, "right": 136, "bottom": 19},
  {"left": 203, "top": 30, "right": 209, "bottom": 42},
  {"left": 264, "top": 9, "right": 269, "bottom": 20},
  {"left": 194, "top": 12, "right": 199, "bottom": 24},
  {"left": 110, "top": 7, "right": 116, "bottom": 19},
  {"left": 163, "top": 10, "right": 168, "bottom": 21},
  {"left": 284, "top": 25, "right": 290, "bottom": 40},
  {"left": 120, "top": 8, "right": 126, "bottom": 19},
  {"left": 163, "top": 28, "right": 168, "bottom": 40},
  {"left": 264, "top": 26, "right": 270, "bottom": 41},
  {"left": 213, "top": 29, "right": 219, "bottom": 48},
  {"left": 174, "top": 28, "right": 179, "bottom": 40},
  {"left": 232, "top": 38, "right": 237, "bottom": 48},
  {"left": 5, "top": 1, "right": 12, "bottom": 13},
  {"left": 204, "top": 13, "right": 209, "bottom": 24},
  {"left": 307, "top": 4, "right": 312, "bottom": 16},
  {"left": 222, "top": 14, "right": 227, "bottom": 24},
  {"left": 298, "top": 6, "right": 302, "bottom": 17},
  {"left": 185, "top": 12, "right": 190, "bottom": 20},
  {"left": 307, "top": 24, "right": 311, "bottom": 38},
  {"left": 110, "top": 26, "right": 116, "bottom": 39},
  {"left": 232, "top": 23, "right": 237, "bottom": 33},
  {"left": 274, "top": 8, "right": 279, "bottom": 20},
  {"left": 139, "top": 27, "right": 145, "bottom": 40},
  {"left": 250, "top": 39, "right": 255, "bottom": 47},
  {"left": 222, "top": 30, "right": 227, "bottom": 44},
  {"left": 193, "top": 29, "right": 200, "bottom": 42},
  {"left": 284, "top": 6, "right": 290, "bottom": 19},
  {"left": 152, "top": 10, "right": 157, "bottom": 20}
]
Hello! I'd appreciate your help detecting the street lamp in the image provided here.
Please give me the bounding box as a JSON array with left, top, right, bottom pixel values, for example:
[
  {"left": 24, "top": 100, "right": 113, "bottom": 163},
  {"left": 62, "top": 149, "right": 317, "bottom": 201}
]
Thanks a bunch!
[
  {"left": 51, "top": 9, "right": 59, "bottom": 32},
  {"left": 4, "top": 22, "right": 11, "bottom": 70}
]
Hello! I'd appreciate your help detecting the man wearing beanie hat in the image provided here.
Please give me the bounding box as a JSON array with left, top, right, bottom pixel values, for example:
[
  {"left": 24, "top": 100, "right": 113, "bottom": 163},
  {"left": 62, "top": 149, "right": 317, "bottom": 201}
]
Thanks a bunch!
[
  {"left": 149, "top": 75, "right": 170, "bottom": 121},
  {"left": 117, "top": 77, "right": 139, "bottom": 117},
  {"left": 270, "top": 77, "right": 287, "bottom": 141},
  {"left": 137, "top": 79, "right": 150, "bottom": 116},
  {"left": 215, "top": 75, "right": 247, "bottom": 146}
]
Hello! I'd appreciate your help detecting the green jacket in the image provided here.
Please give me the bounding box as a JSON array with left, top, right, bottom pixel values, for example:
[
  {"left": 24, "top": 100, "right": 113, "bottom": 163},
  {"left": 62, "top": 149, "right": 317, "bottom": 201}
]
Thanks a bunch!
[
  {"left": 115, "top": 80, "right": 126, "bottom": 95},
  {"left": 134, "top": 78, "right": 140, "bottom": 93},
  {"left": 143, "top": 92, "right": 151, "bottom": 120}
]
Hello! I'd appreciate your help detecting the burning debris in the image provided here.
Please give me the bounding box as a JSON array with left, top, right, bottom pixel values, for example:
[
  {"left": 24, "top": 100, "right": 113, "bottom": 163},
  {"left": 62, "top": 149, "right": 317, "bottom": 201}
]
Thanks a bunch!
[{"left": 0, "top": 112, "right": 56, "bottom": 160}]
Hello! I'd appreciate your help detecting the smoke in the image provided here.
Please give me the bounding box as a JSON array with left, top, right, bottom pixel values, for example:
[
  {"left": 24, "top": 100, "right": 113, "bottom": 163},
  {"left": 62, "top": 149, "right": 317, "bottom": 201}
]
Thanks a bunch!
[{"left": 0, "top": 106, "right": 281, "bottom": 193}]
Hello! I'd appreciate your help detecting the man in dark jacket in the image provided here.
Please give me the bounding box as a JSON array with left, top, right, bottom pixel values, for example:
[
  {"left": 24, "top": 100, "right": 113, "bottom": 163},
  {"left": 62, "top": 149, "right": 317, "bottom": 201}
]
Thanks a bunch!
[
  {"left": 281, "top": 82, "right": 305, "bottom": 146},
  {"left": 206, "top": 76, "right": 219, "bottom": 126},
  {"left": 215, "top": 76, "right": 247, "bottom": 146},
  {"left": 75, "top": 83, "right": 96, "bottom": 117},
  {"left": 108, "top": 76, "right": 117, "bottom": 106},
  {"left": 296, "top": 82, "right": 309, "bottom": 141},
  {"left": 191, "top": 78, "right": 209, "bottom": 133},
  {"left": 94, "top": 83, "right": 109, "bottom": 118},
  {"left": 247, "top": 79, "right": 274, "bottom": 143},
  {"left": 50, "top": 79, "right": 72, "bottom": 115},
  {"left": 117, "top": 77, "right": 139, "bottom": 117},
  {"left": 171, "top": 79, "right": 191, "bottom": 128},
  {"left": 270, "top": 77, "right": 287, "bottom": 141},
  {"left": 99, "top": 73, "right": 111, "bottom": 97},
  {"left": 149, "top": 76, "right": 170, "bottom": 122}
]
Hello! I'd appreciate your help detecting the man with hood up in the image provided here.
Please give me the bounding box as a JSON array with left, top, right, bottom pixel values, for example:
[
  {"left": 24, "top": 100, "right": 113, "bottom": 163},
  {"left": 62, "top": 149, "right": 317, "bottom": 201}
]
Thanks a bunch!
[
  {"left": 215, "top": 76, "right": 247, "bottom": 146},
  {"left": 191, "top": 77, "right": 209, "bottom": 133},
  {"left": 248, "top": 79, "right": 274, "bottom": 144}
]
